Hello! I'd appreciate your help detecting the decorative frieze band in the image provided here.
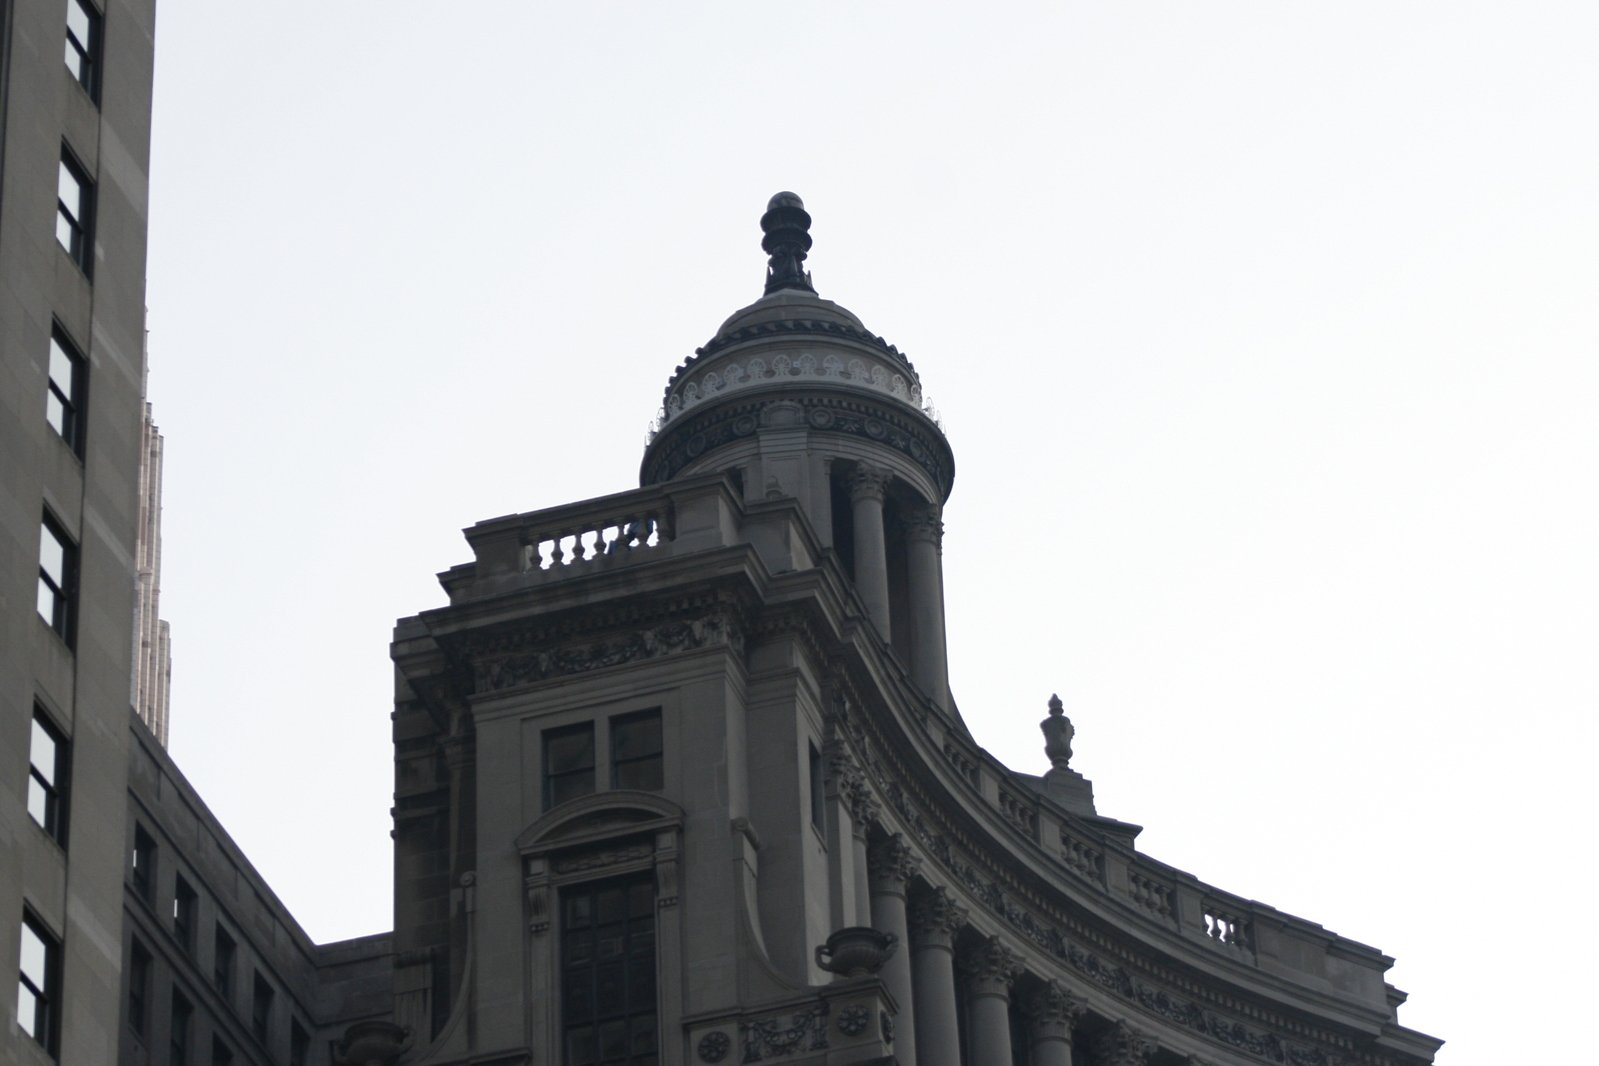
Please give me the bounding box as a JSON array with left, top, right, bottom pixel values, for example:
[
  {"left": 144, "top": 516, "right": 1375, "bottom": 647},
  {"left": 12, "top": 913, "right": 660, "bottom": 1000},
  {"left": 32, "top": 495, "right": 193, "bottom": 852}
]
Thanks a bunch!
[{"left": 474, "top": 615, "right": 739, "bottom": 693}]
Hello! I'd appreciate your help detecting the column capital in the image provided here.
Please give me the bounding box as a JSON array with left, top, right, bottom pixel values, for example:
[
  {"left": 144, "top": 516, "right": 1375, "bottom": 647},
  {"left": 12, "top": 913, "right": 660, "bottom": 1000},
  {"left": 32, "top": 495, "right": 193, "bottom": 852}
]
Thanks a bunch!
[
  {"left": 868, "top": 833, "right": 921, "bottom": 892},
  {"left": 1026, "top": 979, "right": 1086, "bottom": 1042},
  {"left": 847, "top": 463, "right": 892, "bottom": 503},
  {"left": 1094, "top": 1020, "right": 1156, "bottom": 1066},
  {"left": 909, "top": 886, "right": 968, "bottom": 949},
  {"left": 960, "top": 934, "right": 1022, "bottom": 998},
  {"left": 903, "top": 503, "right": 944, "bottom": 547}
]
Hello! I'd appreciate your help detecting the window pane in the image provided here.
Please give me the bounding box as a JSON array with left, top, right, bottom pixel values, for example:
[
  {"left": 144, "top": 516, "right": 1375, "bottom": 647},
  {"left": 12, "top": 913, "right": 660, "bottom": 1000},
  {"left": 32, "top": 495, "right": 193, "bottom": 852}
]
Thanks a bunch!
[
  {"left": 37, "top": 580, "right": 58, "bottom": 625},
  {"left": 58, "top": 163, "right": 81, "bottom": 217},
  {"left": 39, "top": 526, "right": 65, "bottom": 585},
  {"left": 547, "top": 728, "right": 594, "bottom": 772},
  {"left": 614, "top": 759, "right": 662, "bottom": 792},
  {"left": 18, "top": 984, "right": 40, "bottom": 1037},
  {"left": 31, "top": 719, "right": 58, "bottom": 784},
  {"left": 66, "top": 0, "right": 92, "bottom": 42},
  {"left": 612, "top": 714, "right": 661, "bottom": 759},
  {"left": 19, "top": 923, "right": 48, "bottom": 986},
  {"left": 46, "top": 392, "right": 67, "bottom": 435},
  {"left": 49, "top": 337, "right": 75, "bottom": 394}
]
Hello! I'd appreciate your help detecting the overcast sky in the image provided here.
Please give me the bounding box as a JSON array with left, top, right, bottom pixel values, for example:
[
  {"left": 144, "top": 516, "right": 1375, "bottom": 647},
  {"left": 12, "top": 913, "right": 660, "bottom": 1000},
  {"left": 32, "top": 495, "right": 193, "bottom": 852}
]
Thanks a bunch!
[{"left": 143, "top": 4, "right": 1597, "bottom": 1062}]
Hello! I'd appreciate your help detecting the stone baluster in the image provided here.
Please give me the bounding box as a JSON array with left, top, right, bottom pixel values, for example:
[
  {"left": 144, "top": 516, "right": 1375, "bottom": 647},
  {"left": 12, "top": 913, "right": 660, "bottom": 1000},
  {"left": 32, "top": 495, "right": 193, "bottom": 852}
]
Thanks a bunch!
[
  {"left": 961, "top": 935, "right": 1022, "bottom": 1065},
  {"left": 847, "top": 464, "right": 893, "bottom": 638},
  {"left": 904, "top": 502, "right": 951, "bottom": 713},
  {"left": 1094, "top": 1019, "right": 1157, "bottom": 1066},
  {"left": 1026, "top": 979, "right": 1086, "bottom": 1066},
  {"left": 908, "top": 887, "right": 967, "bottom": 1066},
  {"left": 867, "top": 834, "right": 921, "bottom": 1066}
]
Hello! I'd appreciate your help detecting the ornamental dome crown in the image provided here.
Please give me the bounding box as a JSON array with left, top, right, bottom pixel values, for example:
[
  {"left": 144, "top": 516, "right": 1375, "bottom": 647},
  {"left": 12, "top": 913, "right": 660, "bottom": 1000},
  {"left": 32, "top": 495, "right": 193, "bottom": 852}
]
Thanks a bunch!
[{"left": 642, "top": 193, "right": 950, "bottom": 499}]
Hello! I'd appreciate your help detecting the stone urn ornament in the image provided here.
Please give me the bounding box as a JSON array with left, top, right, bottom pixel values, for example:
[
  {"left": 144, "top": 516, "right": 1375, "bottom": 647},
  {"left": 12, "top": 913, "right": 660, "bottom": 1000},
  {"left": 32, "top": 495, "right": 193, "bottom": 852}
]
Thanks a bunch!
[
  {"left": 815, "top": 926, "right": 898, "bottom": 978},
  {"left": 334, "top": 1021, "right": 412, "bottom": 1066}
]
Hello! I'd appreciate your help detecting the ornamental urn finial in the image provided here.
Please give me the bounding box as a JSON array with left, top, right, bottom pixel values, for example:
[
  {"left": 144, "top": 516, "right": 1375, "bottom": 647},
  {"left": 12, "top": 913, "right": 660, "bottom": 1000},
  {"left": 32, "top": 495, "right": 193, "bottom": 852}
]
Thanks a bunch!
[
  {"left": 1041, "top": 693, "right": 1074, "bottom": 771},
  {"left": 760, "top": 191, "right": 816, "bottom": 295}
]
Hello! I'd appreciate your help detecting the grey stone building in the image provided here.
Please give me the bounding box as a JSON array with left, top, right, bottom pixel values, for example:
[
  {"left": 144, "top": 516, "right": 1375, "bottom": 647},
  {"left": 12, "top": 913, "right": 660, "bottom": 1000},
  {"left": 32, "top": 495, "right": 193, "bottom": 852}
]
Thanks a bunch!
[
  {"left": 381, "top": 195, "right": 1443, "bottom": 1066},
  {"left": 2, "top": 1, "right": 158, "bottom": 1062}
]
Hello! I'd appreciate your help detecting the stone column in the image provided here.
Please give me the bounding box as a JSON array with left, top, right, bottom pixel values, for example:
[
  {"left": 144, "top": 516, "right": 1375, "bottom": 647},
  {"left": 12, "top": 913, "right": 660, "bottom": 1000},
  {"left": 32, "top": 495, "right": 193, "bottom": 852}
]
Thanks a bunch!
[
  {"left": 1027, "top": 979, "right": 1086, "bottom": 1066},
  {"left": 961, "top": 935, "right": 1022, "bottom": 1065},
  {"left": 1094, "top": 1020, "right": 1157, "bottom": 1066},
  {"left": 909, "top": 887, "right": 967, "bottom": 1066},
  {"left": 847, "top": 464, "right": 893, "bottom": 639},
  {"left": 867, "top": 834, "right": 920, "bottom": 1066},
  {"left": 843, "top": 777, "right": 878, "bottom": 924},
  {"left": 904, "top": 503, "right": 950, "bottom": 713}
]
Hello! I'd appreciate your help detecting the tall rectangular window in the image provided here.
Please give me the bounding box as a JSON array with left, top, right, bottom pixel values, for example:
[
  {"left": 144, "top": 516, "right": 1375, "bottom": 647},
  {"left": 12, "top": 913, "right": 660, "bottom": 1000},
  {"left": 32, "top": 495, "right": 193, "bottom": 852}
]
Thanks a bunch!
[
  {"left": 212, "top": 1036, "right": 235, "bottom": 1066},
  {"left": 610, "top": 710, "right": 663, "bottom": 792},
  {"left": 19, "top": 912, "right": 61, "bottom": 1056},
  {"left": 289, "top": 1020, "right": 310, "bottom": 1066},
  {"left": 251, "top": 971, "right": 274, "bottom": 1044},
  {"left": 29, "top": 710, "right": 69, "bottom": 843},
  {"left": 808, "top": 743, "right": 825, "bottom": 830},
  {"left": 46, "top": 327, "right": 85, "bottom": 452},
  {"left": 544, "top": 722, "right": 596, "bottom": 809},
  {"left": 171, "top": 990, "right": 194, "bottom": 1066},
  {"left": 131, "top": 824, "right": 156, "bottom": 902},
  {"left": 214, "top": 925, "right": 236, "bottom": 1000},
  {"left": 64, "top": 0, "right": 101, "bottom": 99},
  {"left": 174, "top": 875, "right": 198, "bottom": 953},
  {"left": 562, "top": 874, "right": 657, "bottom": 1066},
  {"left": 128, "top": 939, "right": 151, "bottom": 1037},
  {"left": 37, "top": 515, "right": 76, "bottom": 641},
  {"left": 56, "top": 152, "right": 93, "bottom": 274}
]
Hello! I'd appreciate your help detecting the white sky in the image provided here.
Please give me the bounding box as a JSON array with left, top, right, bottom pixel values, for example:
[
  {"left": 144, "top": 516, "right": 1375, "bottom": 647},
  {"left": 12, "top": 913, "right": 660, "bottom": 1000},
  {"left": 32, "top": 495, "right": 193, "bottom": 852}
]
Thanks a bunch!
[{"left": 143, "top": 5, "right": 1597, "bottom": 1063}]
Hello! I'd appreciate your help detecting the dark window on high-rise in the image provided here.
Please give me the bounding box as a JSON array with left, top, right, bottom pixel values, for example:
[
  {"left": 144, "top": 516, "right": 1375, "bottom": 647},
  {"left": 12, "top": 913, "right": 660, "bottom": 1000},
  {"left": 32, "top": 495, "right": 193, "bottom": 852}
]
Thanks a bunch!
[
  {"left": 251, "top": 971, "right": 274, "bottom": 1044},
  {"left": 131, "top": 824, "right": 156, "bottom": 901},
  {"left": 289, "top": 1020, "right": 311, "bottom": 1066},
  {"left": 610, "top": 710, "right": 663, "bottom": 792},
  {"left": 214, "top": 926, "right": 236, "bottom": 1001},
  {"left": 809, "top": 743, "right": 825, "bottom": 830},
  {"left": 172, "top": 990, "right": 194, "bottom": 1066},
  {"left": 128, "top": 939, "right": 151, "bottom": 1037},
  {"left": 37, "top": 515, "right": 76, "bottom": 641},
  {"left": 544, "top": 722, "right": 596, "bottom": 809},
  {"left": 29, "top": 709, "right": 69, "bottom": 843},
  {"left": 174, "top": 875, "right": 198, "bottom": 952},
  {"left": 63, "top": 0, "right": 100, "bottom": 99},
  {"left": 56, "top": 152, "right": 93, "bottom": 274},
  {"left": 18, "top": 912, "right": 61, "bottom": 1056},
  {"left": 46, "top": 327, "right": 85, "bottom": 453},
  {"left": 562, "top": 874, "right": 658, "bottom": 1066},
  {"left": 212, "top": 1036, "right": 235, "bottom": 1066}
]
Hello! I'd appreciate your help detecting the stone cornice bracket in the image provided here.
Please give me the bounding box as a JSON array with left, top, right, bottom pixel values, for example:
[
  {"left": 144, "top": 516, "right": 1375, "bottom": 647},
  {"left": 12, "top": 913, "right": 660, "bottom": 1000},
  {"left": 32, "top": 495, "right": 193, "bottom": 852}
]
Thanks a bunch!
[
  {"left": 846, "top": 463, "right": 892, "bottom": 503},
  {"left": 867, "top": 833, "right": 921, "bottom": 893},
  {"left": 902, "top": 503, "right": 944, "bottom": 547},
  {"left": 1026, "top": 980, "right": 1086, "bottom": 1041},
  {"left": 908, "top": 887, "right": 968, "bottom": 950},
  {"left": 960, "top": 934, "right": 1022, "bottom": 997},
  {"left": 1095, "top": 1020, "right": 1156, "bottom": 1066}
]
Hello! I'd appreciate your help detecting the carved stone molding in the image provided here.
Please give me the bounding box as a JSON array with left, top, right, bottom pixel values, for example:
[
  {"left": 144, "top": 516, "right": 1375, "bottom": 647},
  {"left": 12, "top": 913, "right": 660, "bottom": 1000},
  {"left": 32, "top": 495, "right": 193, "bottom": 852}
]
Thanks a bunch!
[
  {"left": 474, "top": 615, "right": 738, "bottom": 693},
  {"left": 1026, "top": 979, "right": 1086, "bottom": 1041},
  {"left": 1094, "top": 1021, "right": 1156, "bottom": 1066},
  {"left": 960, "top": 934, "right": 1022, "bottom": 997},
  {"left": 867, "top": 833, "right": 920, "bottom": 892},
  {"left": 902, "top": 504, "right": 943, "bottom": 547},
  {"left": 846, "top": 463, "right": 892, "bottom": 503},
  {"left": 552, "top": 843, "right": 653, "bottom": 875},
  {"left": 739, "top": 1002, "right": 830, "bottom": 1061},
  {"left": 908, "top": 886, "right": 967, "bottom": 949}
]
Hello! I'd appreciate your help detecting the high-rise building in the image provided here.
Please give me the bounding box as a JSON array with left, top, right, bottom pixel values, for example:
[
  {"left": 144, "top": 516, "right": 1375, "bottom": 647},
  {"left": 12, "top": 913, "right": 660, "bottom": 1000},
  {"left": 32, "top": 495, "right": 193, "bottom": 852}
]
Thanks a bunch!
[
  {"left": 376, "top": 194, "right": 1442, "bottom": 1066},
  {"left": 1, "top": 0, "right": 159, "bottom": 1061},
  {"left": 133, "top": 352, "right": 171, "bottom": 747}
]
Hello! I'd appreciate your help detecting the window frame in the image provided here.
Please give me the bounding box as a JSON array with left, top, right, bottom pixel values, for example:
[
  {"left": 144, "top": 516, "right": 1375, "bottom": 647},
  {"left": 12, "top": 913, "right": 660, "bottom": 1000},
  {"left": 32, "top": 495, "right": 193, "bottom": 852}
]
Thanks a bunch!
[
  {"left": 171, "top": 988, "right": 194, "bottom": 1066},
  {"left": 56, "top": 149, "right": 94, "bottom": 276},
  {"left": 250, "top": 970, "right": 274, "bottom": 1045},
  {"left": 609, "top": 709, "right": 663, "bottom": 793},
  {"left": 128, "top": 937, "right": 151, "bottom": 1038},
  {"left": 28, "top": 708, "right": 70, "bottom": 844},
  {"left": 19, "top": 910, "right": 62, "bottom": 1057},
  {"left": 559, "top": 872, "right": 659, "bottom": 1066},
  {"left": 174, "top": 874, "right": 198, "bottom": 953},
  {"left": 64, "top": 0, "right": 101, "bottom": 100},
  {"left": 46, "top": 325, "right": 86, "bottom": 454},
  {"left": 214, "top": 924, "right": 237, "bottom": 1001},
  {"left": 131, "top": 823, "right": 157, "bottom": 903},
  {"left": 543, "top": 721, "right": 597, "bottom": 810},
  {"left": 37, "top": 513, "right": 77, "bottom": 643}
]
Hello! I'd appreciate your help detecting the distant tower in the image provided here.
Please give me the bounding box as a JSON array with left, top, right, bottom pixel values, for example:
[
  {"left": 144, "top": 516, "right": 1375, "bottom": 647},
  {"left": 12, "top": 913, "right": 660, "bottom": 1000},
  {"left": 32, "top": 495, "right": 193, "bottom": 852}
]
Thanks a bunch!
[{"left": 133, "top": 341, "right": 172, "bottom": 746}]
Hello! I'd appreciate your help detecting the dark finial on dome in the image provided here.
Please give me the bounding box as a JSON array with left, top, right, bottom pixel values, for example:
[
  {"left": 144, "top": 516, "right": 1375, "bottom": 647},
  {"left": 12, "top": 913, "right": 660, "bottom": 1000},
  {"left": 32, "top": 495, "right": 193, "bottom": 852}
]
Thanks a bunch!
[{"left": 761, "top": 191, "right": 816, "bottom": 295}]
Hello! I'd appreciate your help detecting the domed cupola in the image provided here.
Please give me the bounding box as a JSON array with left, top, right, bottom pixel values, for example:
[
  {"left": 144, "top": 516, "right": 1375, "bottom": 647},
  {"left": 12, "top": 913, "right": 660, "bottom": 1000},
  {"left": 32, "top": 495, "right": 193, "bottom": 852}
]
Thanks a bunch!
[
  {"left": 641, "top": 194, "right": 957, "bottom": 713},
  {"left": 641, "top": 193, "right": 954, "bottom": 510}
]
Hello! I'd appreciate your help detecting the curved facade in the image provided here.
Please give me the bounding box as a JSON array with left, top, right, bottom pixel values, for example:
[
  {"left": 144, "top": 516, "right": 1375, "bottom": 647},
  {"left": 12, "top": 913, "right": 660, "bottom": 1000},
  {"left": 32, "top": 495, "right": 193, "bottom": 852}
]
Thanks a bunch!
[{"left": 385, "top": 195, "right": 1440, "bottom": 1066}]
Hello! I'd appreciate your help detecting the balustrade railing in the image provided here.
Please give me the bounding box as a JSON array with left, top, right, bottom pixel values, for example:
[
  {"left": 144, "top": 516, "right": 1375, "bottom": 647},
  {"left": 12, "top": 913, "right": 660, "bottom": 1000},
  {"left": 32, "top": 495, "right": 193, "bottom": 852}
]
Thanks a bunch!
[
  {"left": 523, "top": 511, "right": 667, "bottom": 573},
  {"left": 1128, "top": 870, "right": 1177, "bottom": 924},
  {"left": 997, "top": 789, "right": 1039, "bottom": 840},
  {"left": 1202, "top": 901, "right": 1254, "bottom": 957},
  {"left": 1059, "top": 830, "right": 1105, "bottom": 885}
]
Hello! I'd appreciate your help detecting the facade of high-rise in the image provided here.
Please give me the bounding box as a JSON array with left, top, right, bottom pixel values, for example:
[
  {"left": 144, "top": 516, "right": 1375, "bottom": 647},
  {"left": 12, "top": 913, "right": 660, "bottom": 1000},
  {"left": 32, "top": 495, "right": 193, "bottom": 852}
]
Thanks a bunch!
[{"left": 1, "top": 0, "right": 158, "bottom": 1061}]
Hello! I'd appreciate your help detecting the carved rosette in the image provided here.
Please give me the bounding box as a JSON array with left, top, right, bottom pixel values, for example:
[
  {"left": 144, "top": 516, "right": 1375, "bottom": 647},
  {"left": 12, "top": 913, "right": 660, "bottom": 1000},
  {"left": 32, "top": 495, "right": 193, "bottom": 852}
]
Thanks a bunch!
[
  {"left": 960, "top": 934, "right": 1022, "bottom": 998},
  {"left": 908, "top": 886, "right": 968, "bottom": 950},
  {"left": 1094, "top": 1021, "right": 1156, "bottom": 1066},
  {"left": 828, "top": 749, "right": 881, "bottom": 833},
  {"left": 1026, "top": 980, "right": 1086, "bottom": 1043},
  {"left": 867, "top": 833, "right": 920, "bottom": 894},
  {"left": 846, "top": 463, "right": 891, "bottom": 504}
]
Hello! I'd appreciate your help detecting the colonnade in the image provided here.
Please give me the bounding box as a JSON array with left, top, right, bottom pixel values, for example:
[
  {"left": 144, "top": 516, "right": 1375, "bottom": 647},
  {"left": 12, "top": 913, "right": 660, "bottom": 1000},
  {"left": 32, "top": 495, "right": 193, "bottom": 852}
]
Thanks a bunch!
[
  {"left": 858, "top": 833, "right": 1157, "bottom": 1066},
  {"left": 843, "top": 462, "right": 950, "bottom": 714}
]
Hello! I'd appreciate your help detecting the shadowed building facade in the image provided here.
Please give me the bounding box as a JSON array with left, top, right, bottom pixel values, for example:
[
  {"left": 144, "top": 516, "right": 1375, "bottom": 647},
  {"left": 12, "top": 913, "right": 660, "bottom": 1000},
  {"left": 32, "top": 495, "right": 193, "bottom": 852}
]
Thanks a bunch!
[{"left": 380, "top": 195, "right": 1442, "bottom": 1066}]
